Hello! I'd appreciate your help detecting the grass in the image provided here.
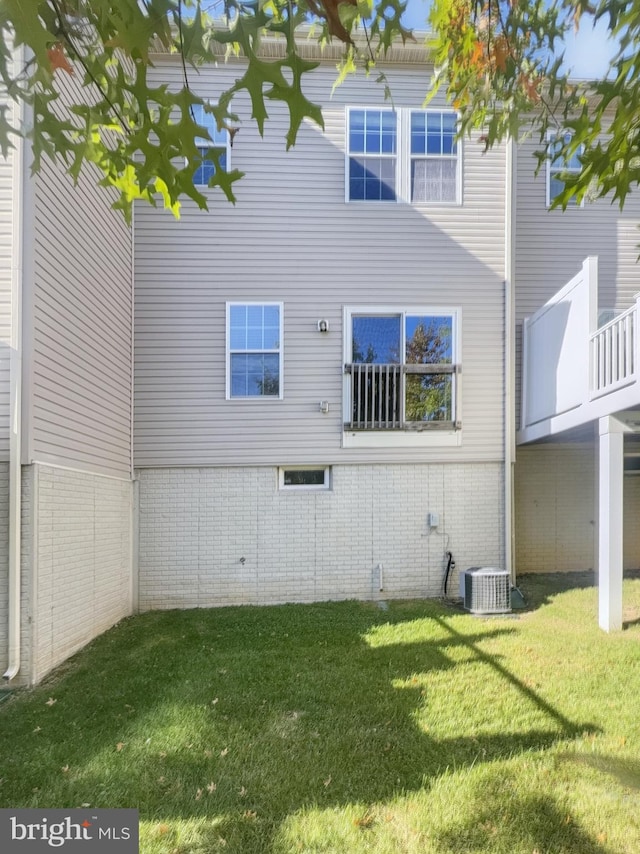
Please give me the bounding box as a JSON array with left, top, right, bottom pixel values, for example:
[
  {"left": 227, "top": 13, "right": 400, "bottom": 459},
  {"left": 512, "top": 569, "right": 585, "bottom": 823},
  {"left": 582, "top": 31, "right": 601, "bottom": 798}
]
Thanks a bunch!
[{"left": 2, "top": 575, "right": 640, "bottom": 853}]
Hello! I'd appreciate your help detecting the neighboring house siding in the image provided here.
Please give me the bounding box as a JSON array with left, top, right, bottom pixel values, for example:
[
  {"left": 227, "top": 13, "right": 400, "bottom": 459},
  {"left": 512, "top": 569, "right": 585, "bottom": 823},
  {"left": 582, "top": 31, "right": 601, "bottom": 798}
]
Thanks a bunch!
[
  {"left": 0, "top": 74, "right": 14, "bottom": 675},
  {"left": 514, "top": 137, "right": 640, "bottom": 424},
  {"left": 138, "top": 462, "right": 504, "bottom": 609},
  {"left": 29, "top": 74, "right": 132, "bottom": 479},
  {"left": 515, "top": 442, "right": 640, "bottom": 574},
  {"left": 624, "top": 474, "right": 640, "bottom": 570},
  {"left": 515, "top": 137, "right": 640, "bottom": 319},
  {"left": 134, "top": 60, "right": 507, "bottom": 467},
  {"left": 21, "top": 465, "right": 132, "bottom": 685},
  {"left": 515, "top": 444, "right": 596, "bottom": 573},
  {"left": 0, "top": 71, "right": 14, "bottom": 462}
]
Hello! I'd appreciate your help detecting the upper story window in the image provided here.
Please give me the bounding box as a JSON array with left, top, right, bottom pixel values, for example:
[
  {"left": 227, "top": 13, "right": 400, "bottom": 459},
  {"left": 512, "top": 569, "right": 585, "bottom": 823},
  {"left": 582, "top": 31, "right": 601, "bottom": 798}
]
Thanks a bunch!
[
  {"left": 227, "top": 303, "right": 283, "bottom": 399},
  {"left": 347, "top": 108, "right": 460, "bottom": 205},
  {"left": 192, "top": 103, "right": 230, "bottom": 186},
  {"left": 410, "top": 112, "right": 458, "bottom": 203},
  {"left": 344, "top": 308, "right": 460, "bottom": 431},
  {"left": 348, "top": 109, "right": 397, "bottom": 201},
  {"left": 547, "top": 131, "right": 584, "bottom": 208}
]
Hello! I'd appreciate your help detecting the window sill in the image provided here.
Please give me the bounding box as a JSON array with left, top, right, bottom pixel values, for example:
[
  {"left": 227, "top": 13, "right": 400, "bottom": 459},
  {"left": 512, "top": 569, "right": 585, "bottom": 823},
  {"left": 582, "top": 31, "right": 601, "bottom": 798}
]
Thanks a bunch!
[{"left": 342, "top": 430, "right": 462, "bottom": 449}]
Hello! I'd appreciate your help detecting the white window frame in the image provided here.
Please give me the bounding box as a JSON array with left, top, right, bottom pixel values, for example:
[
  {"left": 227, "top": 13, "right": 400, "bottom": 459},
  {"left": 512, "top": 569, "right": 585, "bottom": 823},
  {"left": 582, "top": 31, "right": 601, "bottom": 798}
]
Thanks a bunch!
[
  {"left": 342, "top": 306, "right": 462, "bottom": 448},
  {"left": 278, "top": 466, "right": 331, "bottom": 491},
  {"left": 190, "top": 102, "right": 231, "bottom": 188},
  {"left": 345, "top": 107, "right": 462, "bottom": 206},
  {"left": 546, "top": 131, "right": 584, "bottom": 209},
  {"left": 345, "top": 106, "right": 398, "bottom": 203},
  {"left": 226, "top": 302, "right": 284, "bottom": 400}
]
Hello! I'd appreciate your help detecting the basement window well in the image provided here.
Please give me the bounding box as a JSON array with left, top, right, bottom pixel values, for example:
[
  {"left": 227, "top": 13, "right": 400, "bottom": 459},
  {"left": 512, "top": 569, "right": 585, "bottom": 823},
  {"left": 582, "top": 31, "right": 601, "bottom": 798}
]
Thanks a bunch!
[{"left": 278, "top": 467, "right": 331, "bottom": 490}]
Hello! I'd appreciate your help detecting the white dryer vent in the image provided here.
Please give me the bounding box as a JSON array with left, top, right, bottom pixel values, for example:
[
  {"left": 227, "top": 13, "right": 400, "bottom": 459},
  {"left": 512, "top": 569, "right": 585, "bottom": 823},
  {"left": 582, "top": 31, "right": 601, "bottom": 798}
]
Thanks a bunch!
[{"left": 460, "top": 567, "right": 511, "bottom": 615}]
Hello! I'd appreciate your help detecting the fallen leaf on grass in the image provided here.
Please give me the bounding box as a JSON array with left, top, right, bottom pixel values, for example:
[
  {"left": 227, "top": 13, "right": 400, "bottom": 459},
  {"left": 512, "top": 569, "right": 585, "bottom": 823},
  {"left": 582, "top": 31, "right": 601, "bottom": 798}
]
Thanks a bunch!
[
  {"left": 238, "top": 786, "right": 247, "bottom": 797},
  {"left": 156, "top": 824, "right": 170, "bottom": 836},
  {"left": 45, "top": 698, "right": 57, "bottom": 707},
  {"left": 207, "top": 782, "right": 217, "bottom": 793},
  {"left": 61, "top": 765, "right": 69, "bottom": 773},
  {"left": 33, "top": 727, "right": 41, "bottom": 733},
  {"left": 195, "top": 788, "right": 203, "bottom": 801},
  {"left": 353, "top": 812, "right": 375, "bottom": 829},
  {"left": 323, "top": 776, "right": 332, "bottom": 787},
  {"left": 220, "top": 747, "right": 229, "bottom": 757},
  {"left": 242, "top": 810, "right": 257, "bottom": 821},
  {"left": 116, "top": 742, "right": 125, "bottom": 752}
]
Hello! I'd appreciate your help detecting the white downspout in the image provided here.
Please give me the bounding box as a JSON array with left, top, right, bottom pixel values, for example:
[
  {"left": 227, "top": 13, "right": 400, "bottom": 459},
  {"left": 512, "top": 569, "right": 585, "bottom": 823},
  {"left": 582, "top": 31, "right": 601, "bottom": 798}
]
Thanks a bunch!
[
  {"left": 3, "top": 46, "right": 25, "bottom": 682},
  {"left": 504, "top": 136, "right": 516, "bottom": 585}
]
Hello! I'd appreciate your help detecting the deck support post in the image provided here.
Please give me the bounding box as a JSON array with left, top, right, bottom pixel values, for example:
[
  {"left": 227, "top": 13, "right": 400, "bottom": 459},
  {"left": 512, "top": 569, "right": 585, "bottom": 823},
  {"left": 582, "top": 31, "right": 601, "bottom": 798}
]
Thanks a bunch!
[{"left": 598, "top": 415, "right": 626, "bottom": 632}]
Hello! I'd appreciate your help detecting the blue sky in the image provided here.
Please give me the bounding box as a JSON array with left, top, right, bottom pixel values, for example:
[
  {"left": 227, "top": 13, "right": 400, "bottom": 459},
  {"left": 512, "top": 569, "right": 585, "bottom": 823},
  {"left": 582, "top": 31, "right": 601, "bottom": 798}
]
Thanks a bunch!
[{"left": 400, "top": 0, "right": 617, "bottom": 79}]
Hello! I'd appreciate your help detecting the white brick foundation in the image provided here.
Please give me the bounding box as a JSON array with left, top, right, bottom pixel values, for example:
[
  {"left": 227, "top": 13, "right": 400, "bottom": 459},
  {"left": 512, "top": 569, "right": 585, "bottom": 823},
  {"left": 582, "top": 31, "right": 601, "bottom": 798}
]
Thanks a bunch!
[
  {"left": 19, "top": 465, "right": 133, "bottom": 684},
  {"left": 0, "top": 464, "right": 9, "bottom": 676},
  {"left": 137, "top": 463, "right": 505, "bottom": 609}
]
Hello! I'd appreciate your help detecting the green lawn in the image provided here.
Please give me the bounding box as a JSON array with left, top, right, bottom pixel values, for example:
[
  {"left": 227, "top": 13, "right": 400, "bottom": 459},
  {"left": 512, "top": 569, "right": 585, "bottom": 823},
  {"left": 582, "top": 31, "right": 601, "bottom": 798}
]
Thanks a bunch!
[{"left": 2, "top": 576, "right": 640, "bottom": 853}]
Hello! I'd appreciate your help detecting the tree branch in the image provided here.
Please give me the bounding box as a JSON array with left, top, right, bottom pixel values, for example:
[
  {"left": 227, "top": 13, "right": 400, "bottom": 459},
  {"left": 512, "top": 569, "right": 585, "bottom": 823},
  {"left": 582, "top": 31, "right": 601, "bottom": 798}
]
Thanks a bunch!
[{"left": 49, "top": 0, "right": 132, "bottom": 137}]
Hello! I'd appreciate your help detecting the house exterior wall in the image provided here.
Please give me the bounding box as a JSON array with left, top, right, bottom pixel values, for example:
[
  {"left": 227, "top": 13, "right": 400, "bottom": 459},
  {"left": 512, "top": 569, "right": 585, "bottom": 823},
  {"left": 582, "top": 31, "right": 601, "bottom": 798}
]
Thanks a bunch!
[
  {"left": 513, "top": 136, "right": 640, "bottom": 582},
  {"left": 27, "top": 74, "right": 133, "bottom": 479},
  {"left": 0, "top": 66, "right": 16, "bottom": 676},
  {"left": 20, "top": 464, "right": 132, "bottom": 685},
  {"left": 134, "top": 59, "right": 507, "bottom": 468},
  {"left": 0, "top": 61, "right": 15, "bottom": 463},
  {"left": 132, "top": 56, "right": 508, "bottom": 608},
  {"left": 138, "top": 462, "right": 504, "bottom": 609},
  {"left": 10, "top": 68, "right": 135, "bottom": 684}
]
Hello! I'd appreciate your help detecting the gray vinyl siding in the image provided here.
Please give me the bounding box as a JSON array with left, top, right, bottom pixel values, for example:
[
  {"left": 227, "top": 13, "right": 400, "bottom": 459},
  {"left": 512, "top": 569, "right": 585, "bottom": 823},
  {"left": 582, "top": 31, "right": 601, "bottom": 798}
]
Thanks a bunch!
[
  {"left": 29, "top": 74, "right": 132, "bottom": 478},
  {"left": 134, "top": 58, "right": 507, "bottom": 467},
  {"left": 0, "top": 90, "right": 14, "bottom": 462},
  {"left": 515, "top": 136, "right": 640, "bottom": 317},
  {"left": 514, "top": 137, "right": 640, "bottom": 422}
]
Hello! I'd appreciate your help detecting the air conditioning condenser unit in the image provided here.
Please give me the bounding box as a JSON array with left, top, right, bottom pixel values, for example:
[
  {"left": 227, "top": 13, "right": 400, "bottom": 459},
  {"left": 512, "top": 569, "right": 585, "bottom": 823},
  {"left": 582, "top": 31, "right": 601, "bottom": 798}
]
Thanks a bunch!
[{"left": 460, "top": 567, "right": 511, "bottom": 615}]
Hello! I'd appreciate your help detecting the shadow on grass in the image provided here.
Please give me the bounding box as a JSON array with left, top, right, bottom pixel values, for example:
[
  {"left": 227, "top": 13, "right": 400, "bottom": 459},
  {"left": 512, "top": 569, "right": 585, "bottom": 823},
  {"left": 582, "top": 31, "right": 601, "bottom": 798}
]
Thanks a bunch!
[
  {"left": 516, "top": 571, "right": 597, "bottom": 611},
  {"left": 0, "top": 600, "right": 600, "bottom": 852},
  {"left": 433, "top": 766, "right": 612, "bottom": 854},
  {"left": 556, "top": 751, "right": 640, "bottom": 791}
]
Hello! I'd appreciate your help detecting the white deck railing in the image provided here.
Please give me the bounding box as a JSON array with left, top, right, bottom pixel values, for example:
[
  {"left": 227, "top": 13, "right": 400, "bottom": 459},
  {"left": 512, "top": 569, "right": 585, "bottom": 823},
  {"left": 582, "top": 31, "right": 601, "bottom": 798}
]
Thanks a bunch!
[{"left": 590, "top": 304, "right": 637, "bottom": 398}]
